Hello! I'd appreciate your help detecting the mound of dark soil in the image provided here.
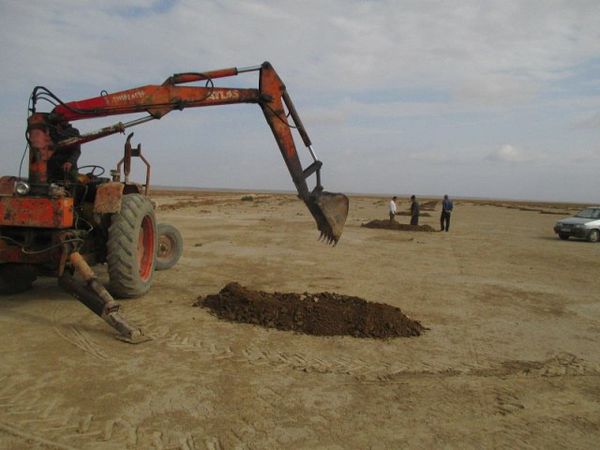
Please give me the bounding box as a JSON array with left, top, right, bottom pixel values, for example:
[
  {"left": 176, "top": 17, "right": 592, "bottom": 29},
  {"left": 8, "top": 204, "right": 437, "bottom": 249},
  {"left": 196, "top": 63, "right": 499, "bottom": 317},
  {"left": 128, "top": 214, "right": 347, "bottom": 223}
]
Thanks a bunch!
[
  {"left": 361, "top": 220, "right": 436, "bottom": 232},
  {"left": 195, "top": 282, "right": 424, "bottom": 339}
]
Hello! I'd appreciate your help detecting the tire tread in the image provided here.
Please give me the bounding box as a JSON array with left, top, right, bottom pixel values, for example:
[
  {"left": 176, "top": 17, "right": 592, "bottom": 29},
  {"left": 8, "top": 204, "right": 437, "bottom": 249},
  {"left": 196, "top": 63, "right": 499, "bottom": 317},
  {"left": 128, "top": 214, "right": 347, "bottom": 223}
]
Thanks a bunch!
[{"left": 107, "top": 194, "right": 156, "bottom": 298}]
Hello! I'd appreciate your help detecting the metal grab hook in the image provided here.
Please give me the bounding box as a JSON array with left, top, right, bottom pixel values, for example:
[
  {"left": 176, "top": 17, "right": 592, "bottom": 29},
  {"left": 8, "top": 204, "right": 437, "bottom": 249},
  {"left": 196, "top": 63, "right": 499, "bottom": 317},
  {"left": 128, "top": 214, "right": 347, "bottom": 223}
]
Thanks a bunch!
[
  {"left": 116, "top": 132, "right": 152, "bottom": 195},
  {"left": 123, "top": 132, "right": 140, "bottom": 183}
]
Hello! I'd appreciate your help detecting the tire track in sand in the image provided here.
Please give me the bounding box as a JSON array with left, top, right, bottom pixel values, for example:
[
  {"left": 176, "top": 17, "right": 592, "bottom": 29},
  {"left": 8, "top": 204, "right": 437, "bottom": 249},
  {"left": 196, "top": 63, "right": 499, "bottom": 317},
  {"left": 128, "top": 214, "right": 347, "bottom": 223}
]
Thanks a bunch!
[
  {"left": 51, "top": 304, "right": 110, "bottom": 361},
  {"left": 0, "top": 373, "right": 233, "bottom": 449}
]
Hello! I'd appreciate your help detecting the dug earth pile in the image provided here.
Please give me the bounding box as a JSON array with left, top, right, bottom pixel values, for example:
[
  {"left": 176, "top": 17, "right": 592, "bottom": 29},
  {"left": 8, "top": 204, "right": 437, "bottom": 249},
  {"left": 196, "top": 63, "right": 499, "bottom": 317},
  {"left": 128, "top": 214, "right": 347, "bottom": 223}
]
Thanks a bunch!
[
  {"left": 196, "top": 282, "right": 424, "bottom": 338},
  {"left": 362, "top": 220, "right": 436, "bottom": 232}
]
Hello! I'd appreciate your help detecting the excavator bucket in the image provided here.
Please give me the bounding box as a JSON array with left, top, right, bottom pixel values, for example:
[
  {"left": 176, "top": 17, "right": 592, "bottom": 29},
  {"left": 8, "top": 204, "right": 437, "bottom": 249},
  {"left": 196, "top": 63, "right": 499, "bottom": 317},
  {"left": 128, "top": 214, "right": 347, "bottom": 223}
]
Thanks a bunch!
[{"left": 307, "top": 191, "right": 349, "bottom": 245}]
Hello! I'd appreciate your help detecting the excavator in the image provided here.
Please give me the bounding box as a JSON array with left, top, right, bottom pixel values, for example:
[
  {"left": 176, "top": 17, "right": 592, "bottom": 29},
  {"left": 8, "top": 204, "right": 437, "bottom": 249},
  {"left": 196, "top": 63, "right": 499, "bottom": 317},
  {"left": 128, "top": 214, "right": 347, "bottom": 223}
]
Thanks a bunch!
[{"left": 0, "top": 62, "right": 349, "bottom": 343}]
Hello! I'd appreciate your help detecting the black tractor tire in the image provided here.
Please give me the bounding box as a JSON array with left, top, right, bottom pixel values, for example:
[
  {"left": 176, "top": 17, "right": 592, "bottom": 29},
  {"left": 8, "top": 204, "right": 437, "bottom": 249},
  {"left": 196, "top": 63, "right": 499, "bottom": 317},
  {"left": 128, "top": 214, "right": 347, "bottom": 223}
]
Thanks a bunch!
[
  {"left": 558, "top": 233, "right": 570, "bottom": 241},
  {"left": 107, "top": 194, "right": 157, "bottom": 298},
  {"left": 0, "top": 264, "right": 37, "bottom": 295},
  {"left": 588, "top": 229, "right": 600, "bottom": 243},
  {"left": 156, "top": 223, "right": 183, "bottom": 271}
]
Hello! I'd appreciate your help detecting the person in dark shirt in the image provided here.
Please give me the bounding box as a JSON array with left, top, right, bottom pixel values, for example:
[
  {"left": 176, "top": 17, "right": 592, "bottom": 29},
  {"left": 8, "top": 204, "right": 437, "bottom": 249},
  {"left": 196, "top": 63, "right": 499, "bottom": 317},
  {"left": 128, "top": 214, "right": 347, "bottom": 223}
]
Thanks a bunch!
[
  {"left": 48, "top": 121, "right": 81, "bottom": 182},
  {"left": 440, "top": 194, "right": 454, "bottom": 232},
  {"left": 410, "top": 195, "right": 420, "bottom": 225}
]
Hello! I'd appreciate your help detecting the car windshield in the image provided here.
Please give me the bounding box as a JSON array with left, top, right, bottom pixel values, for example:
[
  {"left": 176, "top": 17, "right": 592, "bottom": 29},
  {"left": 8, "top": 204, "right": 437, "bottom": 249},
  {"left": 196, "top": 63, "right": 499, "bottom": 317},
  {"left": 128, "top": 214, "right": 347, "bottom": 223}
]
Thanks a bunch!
[{"left": 575, "top": 208, "right": 600, "bottom": 219}]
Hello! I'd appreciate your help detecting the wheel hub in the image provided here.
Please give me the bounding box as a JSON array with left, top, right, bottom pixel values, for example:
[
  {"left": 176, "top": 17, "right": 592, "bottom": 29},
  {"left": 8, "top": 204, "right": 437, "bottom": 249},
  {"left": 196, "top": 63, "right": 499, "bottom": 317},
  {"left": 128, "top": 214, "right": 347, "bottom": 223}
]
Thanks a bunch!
[{"left": 158, "top": 235, "right": 175, "bottom": 258}]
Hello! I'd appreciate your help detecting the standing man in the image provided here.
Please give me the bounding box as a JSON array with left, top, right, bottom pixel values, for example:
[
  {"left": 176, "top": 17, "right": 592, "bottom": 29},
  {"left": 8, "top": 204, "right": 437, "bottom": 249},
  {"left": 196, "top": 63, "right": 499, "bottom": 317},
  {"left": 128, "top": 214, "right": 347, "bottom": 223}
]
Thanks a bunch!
[
  {"left": 389, "top": 196, "right": 397, "bottom": 222},
  {"left": 410, "top": 195, "right": 420, "bottom": 225},
  {"left": 440, "top": 194, "right": 454, "bottom": 232}
]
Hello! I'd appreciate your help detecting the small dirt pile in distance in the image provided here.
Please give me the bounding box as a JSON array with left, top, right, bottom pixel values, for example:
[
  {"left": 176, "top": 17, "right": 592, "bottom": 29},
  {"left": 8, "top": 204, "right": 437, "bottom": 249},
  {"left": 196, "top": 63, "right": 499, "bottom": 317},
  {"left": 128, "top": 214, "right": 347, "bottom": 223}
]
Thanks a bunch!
[
  {"left": 420, "top": 200, "right": 438, "bottom": 211},
  {"left": 195, "top": 282, "right": 424, "bottom": 339},
  {"left": 362, "top": 220, "right": 436, "bottom": 232},
  {"left": 395, "top": 211, "right": 431, "bottom": 217}
]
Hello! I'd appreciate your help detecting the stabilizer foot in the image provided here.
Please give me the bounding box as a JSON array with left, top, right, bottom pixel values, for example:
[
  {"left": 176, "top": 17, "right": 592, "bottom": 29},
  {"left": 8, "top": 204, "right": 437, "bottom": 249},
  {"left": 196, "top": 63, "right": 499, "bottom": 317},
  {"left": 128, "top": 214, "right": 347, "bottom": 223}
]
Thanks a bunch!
[{"left": 59, "top": 252, "right": 150, "bottom": 343}]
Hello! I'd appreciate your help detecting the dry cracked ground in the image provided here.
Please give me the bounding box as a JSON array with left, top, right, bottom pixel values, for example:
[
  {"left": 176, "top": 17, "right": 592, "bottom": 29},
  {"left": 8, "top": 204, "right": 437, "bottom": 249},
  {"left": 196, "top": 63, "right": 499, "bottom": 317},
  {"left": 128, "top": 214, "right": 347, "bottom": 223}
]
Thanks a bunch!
[{"left": 1, "top": 191, "right": 599, "bottom": 449}]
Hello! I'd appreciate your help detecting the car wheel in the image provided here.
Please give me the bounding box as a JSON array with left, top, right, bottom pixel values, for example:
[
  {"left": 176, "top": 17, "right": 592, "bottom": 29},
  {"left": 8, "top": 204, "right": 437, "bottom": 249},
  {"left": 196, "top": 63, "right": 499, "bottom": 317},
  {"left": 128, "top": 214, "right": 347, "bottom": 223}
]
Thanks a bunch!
[
  {"left": 588, "top": 229, "right": 600, "bottom": 243},
  {"left": 558, "top": 233, "right": 569, "bottom": 240}
]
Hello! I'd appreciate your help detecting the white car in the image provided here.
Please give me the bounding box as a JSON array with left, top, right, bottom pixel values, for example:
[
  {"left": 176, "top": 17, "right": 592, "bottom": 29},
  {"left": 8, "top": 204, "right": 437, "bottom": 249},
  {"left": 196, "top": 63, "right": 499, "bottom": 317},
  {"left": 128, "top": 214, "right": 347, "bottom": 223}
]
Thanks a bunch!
[{"left": 554, "top": 207, "right": 600, "bottom": 242}]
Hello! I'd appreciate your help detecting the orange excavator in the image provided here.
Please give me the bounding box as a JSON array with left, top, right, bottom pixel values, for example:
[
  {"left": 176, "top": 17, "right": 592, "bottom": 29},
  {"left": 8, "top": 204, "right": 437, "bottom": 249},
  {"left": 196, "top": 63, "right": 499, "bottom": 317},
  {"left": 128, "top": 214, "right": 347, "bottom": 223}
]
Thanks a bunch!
[{"left": 0, "top": 62, "right": 349, "bottom": 342}]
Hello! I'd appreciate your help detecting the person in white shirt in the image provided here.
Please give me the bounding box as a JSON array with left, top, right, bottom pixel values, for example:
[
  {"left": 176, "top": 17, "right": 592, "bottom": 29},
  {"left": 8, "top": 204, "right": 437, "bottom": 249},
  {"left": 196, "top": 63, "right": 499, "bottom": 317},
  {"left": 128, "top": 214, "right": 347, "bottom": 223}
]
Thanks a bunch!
[{"left": 389, "top": 196, "right": 397, "bottom": 221}]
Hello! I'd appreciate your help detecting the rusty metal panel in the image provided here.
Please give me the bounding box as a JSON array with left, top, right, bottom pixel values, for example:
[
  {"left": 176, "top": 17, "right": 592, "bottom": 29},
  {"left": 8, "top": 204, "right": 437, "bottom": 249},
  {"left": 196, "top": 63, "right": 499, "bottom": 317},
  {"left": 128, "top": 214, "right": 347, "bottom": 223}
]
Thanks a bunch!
[
  {"left": 0, "top": 177, "right": 16, "bottom": 197},
  {"left": 27, "top": 113, "right": 53, "bottom": 184},
  {"left": 94, "top": 182, "right": 124, "bottom": 214},
  {"left": 0, "top": 196, "right": 74, "bottom": 228}
]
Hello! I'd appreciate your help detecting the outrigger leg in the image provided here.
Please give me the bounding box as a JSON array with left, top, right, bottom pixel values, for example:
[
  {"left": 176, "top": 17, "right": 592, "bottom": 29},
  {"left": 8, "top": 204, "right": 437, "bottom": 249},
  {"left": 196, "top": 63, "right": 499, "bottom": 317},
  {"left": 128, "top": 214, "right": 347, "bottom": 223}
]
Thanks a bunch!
[{"left": 58, "top": 252, "right": 150, "bottom": 344}]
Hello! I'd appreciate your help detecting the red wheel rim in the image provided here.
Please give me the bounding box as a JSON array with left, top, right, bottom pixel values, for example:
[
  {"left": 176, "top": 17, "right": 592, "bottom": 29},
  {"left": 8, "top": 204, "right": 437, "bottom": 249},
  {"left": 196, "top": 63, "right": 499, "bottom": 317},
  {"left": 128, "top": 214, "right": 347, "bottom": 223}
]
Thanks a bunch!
[{"left": 138, "top": 215, "right": 155, "bottom": 281}]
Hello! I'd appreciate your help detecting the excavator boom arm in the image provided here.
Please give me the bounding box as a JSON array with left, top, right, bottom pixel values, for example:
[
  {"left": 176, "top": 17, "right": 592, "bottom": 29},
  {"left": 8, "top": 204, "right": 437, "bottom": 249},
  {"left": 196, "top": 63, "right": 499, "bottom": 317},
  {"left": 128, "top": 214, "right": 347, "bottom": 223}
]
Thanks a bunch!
[
  {"left": 49, "top": 62, "right": 348, "bottom": 243},
  {"left": 52, "top": 86, "right": 261, "bottom": 121}
]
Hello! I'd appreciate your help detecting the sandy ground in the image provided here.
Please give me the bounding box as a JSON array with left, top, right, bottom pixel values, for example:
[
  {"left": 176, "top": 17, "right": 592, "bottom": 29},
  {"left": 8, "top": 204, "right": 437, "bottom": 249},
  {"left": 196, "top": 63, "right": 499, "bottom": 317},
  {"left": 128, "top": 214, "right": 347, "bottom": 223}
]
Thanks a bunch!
[{"left": 1, "top": 191, "right": 599, "bottom": 449}]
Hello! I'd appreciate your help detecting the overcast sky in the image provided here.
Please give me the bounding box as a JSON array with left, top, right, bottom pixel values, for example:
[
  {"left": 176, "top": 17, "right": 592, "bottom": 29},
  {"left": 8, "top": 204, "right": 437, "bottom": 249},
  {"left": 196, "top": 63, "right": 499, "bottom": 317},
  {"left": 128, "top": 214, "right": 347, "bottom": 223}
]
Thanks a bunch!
[{"left": 1, "top": 0, "right": 599, "bottom": 202}]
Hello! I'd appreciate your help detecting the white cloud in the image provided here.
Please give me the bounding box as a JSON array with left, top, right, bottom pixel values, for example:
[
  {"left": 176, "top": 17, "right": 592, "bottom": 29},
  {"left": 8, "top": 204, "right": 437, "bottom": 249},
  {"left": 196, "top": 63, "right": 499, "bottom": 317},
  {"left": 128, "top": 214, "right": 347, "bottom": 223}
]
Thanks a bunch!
[
  {"left": 487, "top": 144, "right": 534, "bottom": 163},
  {"left": 2, "top": 1, "right": 600, "bottom": 96}
]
